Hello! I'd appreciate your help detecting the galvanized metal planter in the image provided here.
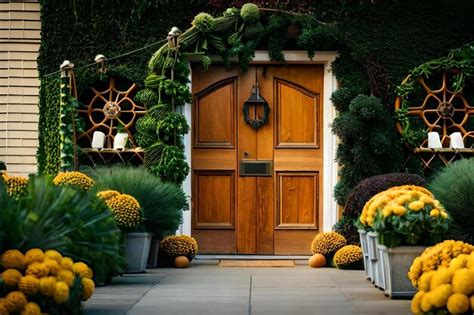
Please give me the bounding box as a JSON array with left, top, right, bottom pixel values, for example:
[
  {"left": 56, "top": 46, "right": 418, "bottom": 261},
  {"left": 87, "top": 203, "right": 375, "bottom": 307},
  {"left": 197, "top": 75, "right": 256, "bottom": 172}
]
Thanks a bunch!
[
  {"left": 125, "top": 232, "right": 152, "bottom": 273},
  {"left": 358, "top": 229, "right": 371, "bottom": 280},
  {"left": 367, "top": 231, "right": 385, "bottom": 290},
  {"left": 378, "top": 244, "right": 426, "bottom": 299}
]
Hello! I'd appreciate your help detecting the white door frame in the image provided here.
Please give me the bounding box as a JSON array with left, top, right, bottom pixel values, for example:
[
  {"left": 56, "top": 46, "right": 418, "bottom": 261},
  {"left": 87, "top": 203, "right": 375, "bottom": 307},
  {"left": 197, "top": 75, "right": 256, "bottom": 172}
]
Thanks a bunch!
[{"left": 178, "top": 50, "right": 339, "bottom": 236}]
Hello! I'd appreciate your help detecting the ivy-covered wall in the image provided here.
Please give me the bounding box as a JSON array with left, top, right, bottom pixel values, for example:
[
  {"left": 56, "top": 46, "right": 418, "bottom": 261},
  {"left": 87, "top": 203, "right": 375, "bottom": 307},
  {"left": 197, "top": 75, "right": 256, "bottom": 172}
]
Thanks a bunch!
[{"left": 37, "top": 0, "right": 474, "bottom": 194}]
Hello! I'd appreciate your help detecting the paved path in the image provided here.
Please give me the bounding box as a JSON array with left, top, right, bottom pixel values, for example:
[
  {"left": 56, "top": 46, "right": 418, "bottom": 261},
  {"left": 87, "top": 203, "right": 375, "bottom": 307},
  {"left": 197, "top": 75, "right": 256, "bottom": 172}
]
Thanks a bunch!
[{"left": 84, "top": 261, "right": 411, "bottom": 315}]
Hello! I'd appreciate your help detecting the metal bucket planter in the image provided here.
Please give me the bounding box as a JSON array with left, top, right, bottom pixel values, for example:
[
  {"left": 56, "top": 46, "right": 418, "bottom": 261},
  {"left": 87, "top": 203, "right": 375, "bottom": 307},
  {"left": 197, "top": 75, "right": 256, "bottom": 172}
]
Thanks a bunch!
[
  {"left": 367, "top": 231, "right": 385, "bottom": 289},
  {"left": 125, "top": 232, "right": 152, "bottom": 273},
  {"left": 358, "top": 229, "right": 371, "bottom": 280},
  {"left": 378, "top": 244, "right": 426, "bottom": 299},
  {"left": 147, "top": 238, "right": 160, "bottom": 268}
]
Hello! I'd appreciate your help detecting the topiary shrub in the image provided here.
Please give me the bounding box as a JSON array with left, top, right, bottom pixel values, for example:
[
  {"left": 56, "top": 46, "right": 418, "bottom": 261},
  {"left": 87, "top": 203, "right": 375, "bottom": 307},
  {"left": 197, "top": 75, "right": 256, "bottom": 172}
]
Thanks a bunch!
[
  {"left": 343, "top": 172, "right": 427, "bottom": 218},
  {"left": 330, "top": 88, "right": 356, "bottom": 112},
  {"left": 333, "top": 245, "right": 363, "bottom": 269},
  {"left": 332, "top": 216, "right": 360, "bottom": 245},
  {"left": 240, "top": 3, "right": 260, "bottom": 23},
  {"left": 192, "top": 12, "right": 215, "bottom": 33},
  {"left": 332, "top": 95, "right": 403, "bottom": 206},
  {"left": 429, "top": 158, "right": 474, "bottom": 243},
  {"left": 311, "top": 232, "right": 346, "bottom": 264},
  {"left": 159, "top": 235, "right": 198, "bottom": 262}
]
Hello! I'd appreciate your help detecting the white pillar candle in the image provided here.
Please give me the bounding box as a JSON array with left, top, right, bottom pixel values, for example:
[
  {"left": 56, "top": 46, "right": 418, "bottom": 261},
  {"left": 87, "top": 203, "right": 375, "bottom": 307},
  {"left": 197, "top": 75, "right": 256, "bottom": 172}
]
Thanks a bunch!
[
  {"left": 91, "top": 131, "right": 106, "bottom": 149},
  {"left": 113, "top": 133, "right": 128, "bottom": 150},
  {"left": 427, "top": 131, "right": 442, "bottom": 149},
  {"left": 450, "top": 132, "right": 464, "bottom": 149}
]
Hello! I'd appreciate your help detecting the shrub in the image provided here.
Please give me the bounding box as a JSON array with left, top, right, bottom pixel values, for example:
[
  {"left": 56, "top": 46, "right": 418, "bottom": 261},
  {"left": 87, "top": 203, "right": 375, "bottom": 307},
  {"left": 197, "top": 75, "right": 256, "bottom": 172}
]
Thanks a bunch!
[
  {"left": 0, "top": 248, "right": 95, "bottom": 314},
  {"left": 0, "top": 176, "right": 124, "bottom": 284},
  {"left": 332, "top": 216, "right": 360, "bottom": 245},
  {"left": 429, "top": 158, "right": 474, "bottom": 243},
  {"left": 333, "top": 245, "right": 363, "bottom": 269},
  {"left": 240, "top": 3, "right": 260, "bottom": 23},
  {"left": 88, "top": 166, "right": 187, "bottom": 239},
  {"left": 160, "top": 235, "right": 198, "bottom": 261},
  {"left": 344, "top": 173, "right": 427, "bottom": 218},
  {"left": 330, "top": 88, "right": 355, "bottom": 112},
  {"left": 332, "top": 95, "right": 403, "bottom": 206},
  {"left": 311, "top": 232, "right": 346, "bottom": 259}
]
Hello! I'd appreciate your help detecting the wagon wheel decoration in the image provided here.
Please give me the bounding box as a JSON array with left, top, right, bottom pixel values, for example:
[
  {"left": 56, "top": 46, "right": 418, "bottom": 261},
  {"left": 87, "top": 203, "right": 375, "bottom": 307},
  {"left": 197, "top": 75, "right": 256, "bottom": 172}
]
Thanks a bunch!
[
  {"left": 78, "top": 77, "right": 146, "bottom": 148},
  {"left": 395, "top": 72, "right": 474, "bottom": 148}
]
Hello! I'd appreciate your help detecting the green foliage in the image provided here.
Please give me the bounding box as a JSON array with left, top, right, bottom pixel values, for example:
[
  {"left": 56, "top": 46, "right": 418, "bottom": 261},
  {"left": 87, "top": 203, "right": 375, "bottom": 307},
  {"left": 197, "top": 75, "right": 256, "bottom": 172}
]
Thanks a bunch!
[
  {"left": 333, "top": 216, "right": 360, "bottom": 245},
  {"left": 330, "top": 88, "right": 355, "bottom": 112},
  {"left": 134, "top": 88, "right": 159, "bottom": 109},
  {"left": 158, "top": 112, "right": 190, "bottom": 137},
  {"left": 60, "top": 95, "right": 84, "bottom": 171},
  {"left": 192, "top": 12, "right": 215, "bottom": 33},
  {"left": 332, "top": 95, "right": 403, "bottom": 205},
  {"left": 150, "top": 144, "right": 190, "bottom": 184},
  {"left": 0, "top": 161, "right": 5, "bottom": 171},
  {"left": 0, "top": 176, "right": 124, "bottom": 284},
  {"left": 89, "top": 166, "right": 187, "bottom": 238},
  {"left": 429, "top": 158, "right": 474, "bottom": 243},
  {"left": 38, "top": 76, "right": 61, "bottom": 176},
  {"left": 240, "top": 3, "right": 259, "bottom": 23}
]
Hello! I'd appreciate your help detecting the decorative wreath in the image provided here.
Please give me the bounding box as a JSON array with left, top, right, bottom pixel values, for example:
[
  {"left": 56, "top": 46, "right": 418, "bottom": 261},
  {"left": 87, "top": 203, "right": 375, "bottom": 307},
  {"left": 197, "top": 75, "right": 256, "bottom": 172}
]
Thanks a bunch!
[{"left": 243, "top": 101, "right": 270, "bottom": 130}]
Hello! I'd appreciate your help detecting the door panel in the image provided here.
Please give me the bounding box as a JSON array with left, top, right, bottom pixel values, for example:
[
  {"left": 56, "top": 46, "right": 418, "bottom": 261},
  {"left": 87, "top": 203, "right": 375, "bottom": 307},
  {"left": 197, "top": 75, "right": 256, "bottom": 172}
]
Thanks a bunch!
[{"left": 191, "top": 64, "right": 324, "bottom": 255}]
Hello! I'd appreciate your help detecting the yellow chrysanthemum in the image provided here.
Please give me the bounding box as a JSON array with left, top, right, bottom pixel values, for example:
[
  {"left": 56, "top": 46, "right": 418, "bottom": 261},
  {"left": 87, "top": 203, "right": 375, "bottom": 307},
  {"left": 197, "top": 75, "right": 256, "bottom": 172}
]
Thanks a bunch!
[
  {"left": 0, "top": 298, "right": 8, "bottom": 315},
  {"left": 39, "top": 276, "right": 57, "bottom": 296},
  {"left": 44, "top": 249, "right": 62, "bottom": 264},
  {"left": 419, "top": 194, "right": 434, "bottom": 205},
  {"left": 1, "top": 249, "right": 26, "bottom": 271},
  {"left": 430, "top": 209, "right": 440, "bottom": 217},
  {"left": 72, "top": 262, "right": 93, "bottom": 279},
  {"left": 4, "top": 291, "right": 27, "bottom": 313},
  {"left": 81, "top": 278, "right": 95, "bottom": 301},
  {"left": 430, "top": 267, "right": 453, "bottom": 290},
  {"left": 24, "top": 248, "right": 44, "bottom": 266},
  {"left": 451, "top": 268, "right": 473, "bottom": 295},
  {"left": 447, "top": 293, "right": 469, "bottom": 314},
  {"left": 1, "top": 172, "right": 28, "bottom": 198},
  {"left": 53, "top": 171, "right": 95, "bottom": 190},
  {"left": 417, "top": 270, "right": 435, "bottom": 292},
  {"left": 57, "top": 269, "right": 75, "bottom": 287},
  {"left": 408, "top": 200, "right": 425, "bottom": 211},
  {"left": 392, "top": 204, "right": 406, "bottom": 216},
  {"left": 449, "top": 254, "right": 469, "bottom": 271},
  {"left": 97, "top": 190, "right": 121, "bottom": 201},
  {"left": 25, "top": 262, "right": 49, "bottom": 278},
  {"left": 18, "top": 275, "right": 39, "bottom": 295},
  {"left": 20, "top": 302, "right": 41, "bottom": 315},
  {"left": 53, "top": 281, "right": 70, "bottom": 304},
  {"left": 160, "top": 235, "right": 199, "bottom": 260},
  {"left": 106, "top": 194, "right": 142, "bottom": 229},
  {"left": 1, "top": 269, "right": 23, "bottom": 288},
  {"left": 429, "top": 283, "right": 452, "bottom": 308},
  {"left": 411, "top": 291, "right": 424, "bottom": 314},
  {"left": 60, "top": 257, "right": 74, "bottom": 270},
  {"left": 420, "top": 291, "right": 433, "bottom": 312},
  {"left": 44, "top": 258, "right": 61, "bottom": 276},
  {"left": 440, "top": 210, "right": 448, "bottom": 219}
]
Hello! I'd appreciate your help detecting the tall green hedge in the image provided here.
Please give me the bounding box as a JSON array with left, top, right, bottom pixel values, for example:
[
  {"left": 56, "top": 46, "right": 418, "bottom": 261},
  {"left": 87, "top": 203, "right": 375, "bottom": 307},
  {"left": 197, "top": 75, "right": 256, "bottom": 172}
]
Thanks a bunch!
[{"left": 37, "top": 0, "right": 474, "bottom": 187}]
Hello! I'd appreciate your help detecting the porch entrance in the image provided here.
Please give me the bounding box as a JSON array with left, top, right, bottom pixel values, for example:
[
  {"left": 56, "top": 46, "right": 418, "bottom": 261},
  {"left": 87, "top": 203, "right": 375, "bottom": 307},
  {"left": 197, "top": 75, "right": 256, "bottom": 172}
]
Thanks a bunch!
[{"left": 191, "top": 64, "right": 324, "bottom": 254}]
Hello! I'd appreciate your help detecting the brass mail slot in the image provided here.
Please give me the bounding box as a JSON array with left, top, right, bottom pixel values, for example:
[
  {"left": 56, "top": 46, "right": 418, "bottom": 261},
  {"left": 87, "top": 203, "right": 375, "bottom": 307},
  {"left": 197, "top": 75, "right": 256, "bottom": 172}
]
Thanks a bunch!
[{"left": 239, "top": 160, "right": 273, "bottom": 177}]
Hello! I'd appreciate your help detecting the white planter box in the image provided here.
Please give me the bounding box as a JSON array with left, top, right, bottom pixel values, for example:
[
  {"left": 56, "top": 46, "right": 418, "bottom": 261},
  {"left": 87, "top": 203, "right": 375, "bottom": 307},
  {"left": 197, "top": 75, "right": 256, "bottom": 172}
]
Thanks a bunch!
[
  {"left": 378, "top": 244, "right": 426, "bottom": 299},
  {"left": 367, "top": 231, "right": 385, "bottom": 290},
  {"left": 358, "top": 229, "right": 371, "bottom": 280},
  {"left": 125, "top": 232, "right": 152, "bottom": 273}
]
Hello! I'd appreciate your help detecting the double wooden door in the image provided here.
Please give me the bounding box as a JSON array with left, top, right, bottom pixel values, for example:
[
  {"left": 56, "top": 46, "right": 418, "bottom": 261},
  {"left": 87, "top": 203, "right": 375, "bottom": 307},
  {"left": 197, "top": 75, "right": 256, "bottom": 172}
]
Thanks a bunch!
[{"left": 191, "top": 64, "right": 324, "bottom": 254}]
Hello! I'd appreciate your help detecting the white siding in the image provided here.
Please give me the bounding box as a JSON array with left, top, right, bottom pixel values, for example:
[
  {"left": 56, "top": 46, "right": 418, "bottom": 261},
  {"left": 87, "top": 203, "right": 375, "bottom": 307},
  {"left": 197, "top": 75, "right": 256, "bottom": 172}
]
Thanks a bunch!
[{"left": 0, "top": 0, "right": 40, "bottom": 175}]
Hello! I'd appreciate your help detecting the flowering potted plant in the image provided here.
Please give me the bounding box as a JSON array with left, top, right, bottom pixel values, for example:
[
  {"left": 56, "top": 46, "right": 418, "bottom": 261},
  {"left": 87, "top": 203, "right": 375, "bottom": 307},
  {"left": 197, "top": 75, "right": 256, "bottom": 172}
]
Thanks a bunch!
[
  {"left": 359, "top": 185, "right": 450, "bottom": 298},
  {"left": 97, "top": 190, "right": 151, "bottom": 273}
]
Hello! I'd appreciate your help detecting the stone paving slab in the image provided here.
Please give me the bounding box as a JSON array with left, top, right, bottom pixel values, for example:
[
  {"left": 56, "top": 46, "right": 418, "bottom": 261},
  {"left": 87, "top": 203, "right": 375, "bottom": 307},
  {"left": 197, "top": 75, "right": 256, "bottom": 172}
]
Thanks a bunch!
[{"left": 84, "top": 262, "right": 411, "bottom": 315}]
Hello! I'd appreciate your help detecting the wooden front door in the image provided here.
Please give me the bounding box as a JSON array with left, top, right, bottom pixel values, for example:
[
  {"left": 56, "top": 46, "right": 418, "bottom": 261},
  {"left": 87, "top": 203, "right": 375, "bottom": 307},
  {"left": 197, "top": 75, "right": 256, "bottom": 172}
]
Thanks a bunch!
[{"left": 191, "top": 64, "right": 324, "bottom": 255}]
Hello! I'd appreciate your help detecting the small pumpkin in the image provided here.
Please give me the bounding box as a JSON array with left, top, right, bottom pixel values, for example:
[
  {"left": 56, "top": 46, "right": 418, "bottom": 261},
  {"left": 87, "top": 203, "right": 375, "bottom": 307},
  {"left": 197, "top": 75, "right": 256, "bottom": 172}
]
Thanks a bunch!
[
  {"left": 308, "top": 254, "right": 326, "bottom": 268},
  {"left": 174, "top": 256, "right": 190, "bottom": 268}
]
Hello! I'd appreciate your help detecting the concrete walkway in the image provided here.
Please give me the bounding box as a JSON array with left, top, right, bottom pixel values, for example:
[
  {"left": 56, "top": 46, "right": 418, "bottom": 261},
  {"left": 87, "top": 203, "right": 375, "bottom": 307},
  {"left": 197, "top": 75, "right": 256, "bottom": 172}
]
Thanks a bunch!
[{"left": 84, "top": 261, "right": 411, "bottom": 315}]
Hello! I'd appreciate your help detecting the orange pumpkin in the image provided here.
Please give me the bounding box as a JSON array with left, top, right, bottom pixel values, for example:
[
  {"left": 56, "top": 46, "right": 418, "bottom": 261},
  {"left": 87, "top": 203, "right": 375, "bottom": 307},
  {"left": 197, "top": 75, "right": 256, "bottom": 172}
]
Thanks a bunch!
[
  {"left": 308, "top": 253, "right": 326, "bottom": 268},
  {"left": 174, "top": 256, "right": 190, "bottom": 268}
]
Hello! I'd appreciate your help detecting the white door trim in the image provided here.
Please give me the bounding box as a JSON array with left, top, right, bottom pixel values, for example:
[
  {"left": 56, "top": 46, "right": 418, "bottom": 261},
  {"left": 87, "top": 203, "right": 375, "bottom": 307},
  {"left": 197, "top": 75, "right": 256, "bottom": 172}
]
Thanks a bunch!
[{"left": 179, "top": 50, "right": 338, "bottom": 236}]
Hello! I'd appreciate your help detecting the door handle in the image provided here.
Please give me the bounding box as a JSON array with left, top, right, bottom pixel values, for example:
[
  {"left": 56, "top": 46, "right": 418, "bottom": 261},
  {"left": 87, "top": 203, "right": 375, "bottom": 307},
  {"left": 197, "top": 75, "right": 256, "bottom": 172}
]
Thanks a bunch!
[{"left": 244, "top": 151, "right": 250, "bottom": 158}]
